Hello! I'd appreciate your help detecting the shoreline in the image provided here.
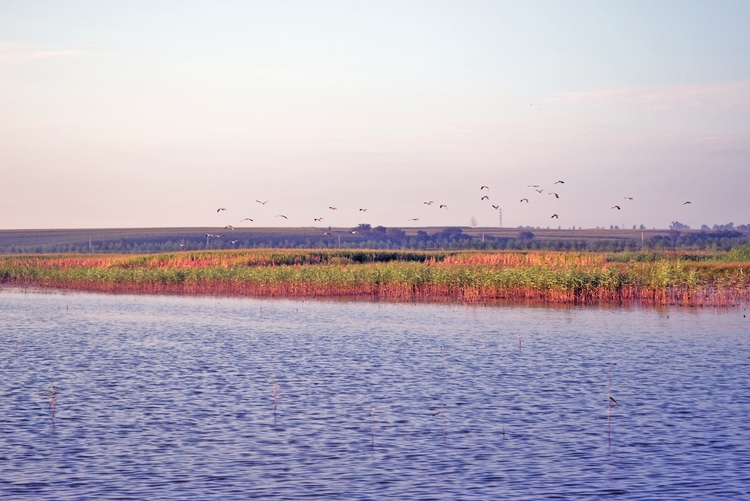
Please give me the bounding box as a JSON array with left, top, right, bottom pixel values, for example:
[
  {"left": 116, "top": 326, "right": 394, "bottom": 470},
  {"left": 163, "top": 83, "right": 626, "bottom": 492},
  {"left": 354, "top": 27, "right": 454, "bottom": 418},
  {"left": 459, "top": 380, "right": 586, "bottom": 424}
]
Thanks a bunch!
[{"left": 2, "top": 249, "right": 749, "bottom": 307}]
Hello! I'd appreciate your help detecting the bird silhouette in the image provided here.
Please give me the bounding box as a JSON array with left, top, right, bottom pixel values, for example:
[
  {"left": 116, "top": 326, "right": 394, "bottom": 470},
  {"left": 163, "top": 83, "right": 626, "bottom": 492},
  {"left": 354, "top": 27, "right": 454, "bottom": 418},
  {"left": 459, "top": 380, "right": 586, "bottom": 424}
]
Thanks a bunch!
[
  {"left": 491, "top": 204, "right": 500, "bottom": 210},
  {"left": 520, "top": 198, "right": 529, "bottom": 203},
  {"left": 439, "top": 204, "right": 448, "bottom": 209},
  {"left": 554, "top": 180, "right": 565, "bottom": 184},
  {"left": 481, "top": 196, "right": 490, "bottom": 201},
  {"left": 329, "top": 206, "right": 337, "bottom": 210},
  {"left": 624, "top": 197, "right": 633, "bottom": 200},
  {"left": 256, "top": 200, "right": 268, "bottom": 205},
  {"left": 216, "top": 208, "right": 227, "bottom": 213},
  {"left": 239, "top": 218, "right": 253, "bottom": 222},
  {"left": 683, "top": 201, "right": 692, "bottom": 205},
  {"left": 276, "top": 215, "right": 288, "bottom": 219},
  {"left": 480, "top": 186, "right": 490, "bottom": 191},
  {"left": 407, "top": 218, "right": 419, "bottom": 221},
  {"left": 359, "top": 208, "right": 368, "bottom": 212},
  {"left": 314, "top": 217, "right": 323, "bottom": 222},
  {"left": 549, "top": 192, "right": 559, "bottom": 198},
  {"left": 224, "top": 225, "right": 235, "bottom": 230},
  {"left": 527, "top": 184, "right": 539, "bottom": 188},
  {"left": 424, "top": 201, "right": 434, "bottom": 206},
  {"left": 611, "top": 205, "right": 621, "bottom": 210},
  {"left": 535, "top": 189, "right": 544, "bottom": 194},
  {"left": 609, "top": 396, "right": 621, "bottom": 407},
  {"left": 551, "top": 214, "right": 559, "bottom": 219}
]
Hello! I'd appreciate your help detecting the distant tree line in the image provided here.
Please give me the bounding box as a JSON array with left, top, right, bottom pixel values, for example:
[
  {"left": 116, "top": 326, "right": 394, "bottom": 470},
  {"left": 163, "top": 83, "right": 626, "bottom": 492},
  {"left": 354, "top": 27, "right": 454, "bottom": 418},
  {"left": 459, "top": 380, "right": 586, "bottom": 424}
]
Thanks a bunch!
[{"left": 1, "top": 224, "right": 748, "bottom": 254}]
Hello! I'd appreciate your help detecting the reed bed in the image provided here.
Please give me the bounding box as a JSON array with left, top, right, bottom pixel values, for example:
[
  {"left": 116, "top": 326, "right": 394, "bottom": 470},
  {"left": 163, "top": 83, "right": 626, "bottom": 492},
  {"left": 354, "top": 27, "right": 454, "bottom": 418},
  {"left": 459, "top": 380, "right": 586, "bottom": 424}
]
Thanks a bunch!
[{"left": 2, "top": 249, "right": 749, "bottom": 306}]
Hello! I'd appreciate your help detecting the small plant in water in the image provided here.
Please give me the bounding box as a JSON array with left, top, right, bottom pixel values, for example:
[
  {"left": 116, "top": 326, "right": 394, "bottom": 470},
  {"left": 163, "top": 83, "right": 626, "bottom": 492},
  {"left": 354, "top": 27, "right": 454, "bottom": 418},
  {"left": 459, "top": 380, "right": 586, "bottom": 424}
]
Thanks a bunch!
[
  {"left": 432, "top": 403, "right": 446, "bottom": 444},
  {"left": 270, "top": 374, "right": 280, "bottom": 414},
  {"left": 45, "top": 382, "right": 59, "bottom": 426}
]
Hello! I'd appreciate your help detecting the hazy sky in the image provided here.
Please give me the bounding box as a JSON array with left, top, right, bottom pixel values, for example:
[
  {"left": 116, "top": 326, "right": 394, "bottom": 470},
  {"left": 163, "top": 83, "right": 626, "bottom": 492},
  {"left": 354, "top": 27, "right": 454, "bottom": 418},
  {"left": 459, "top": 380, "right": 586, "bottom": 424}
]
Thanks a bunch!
[{"left": 2, "top": 1, "right": 749, "bottom": 230}]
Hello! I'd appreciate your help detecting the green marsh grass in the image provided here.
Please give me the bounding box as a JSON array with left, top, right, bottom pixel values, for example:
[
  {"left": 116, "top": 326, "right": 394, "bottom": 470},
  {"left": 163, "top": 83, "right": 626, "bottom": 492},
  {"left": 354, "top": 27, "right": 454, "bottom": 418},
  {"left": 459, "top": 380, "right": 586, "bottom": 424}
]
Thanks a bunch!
[{"left": 2, "top": 248, "right": 749, "bottom": 306}]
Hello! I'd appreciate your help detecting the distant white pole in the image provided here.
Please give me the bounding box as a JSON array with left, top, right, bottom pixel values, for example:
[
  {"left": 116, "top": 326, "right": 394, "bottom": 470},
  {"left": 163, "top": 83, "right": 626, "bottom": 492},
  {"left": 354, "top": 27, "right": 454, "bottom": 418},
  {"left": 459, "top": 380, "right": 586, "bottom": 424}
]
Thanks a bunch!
[{"left": 499, "top": 208, "right": 503, "bottom": 228}]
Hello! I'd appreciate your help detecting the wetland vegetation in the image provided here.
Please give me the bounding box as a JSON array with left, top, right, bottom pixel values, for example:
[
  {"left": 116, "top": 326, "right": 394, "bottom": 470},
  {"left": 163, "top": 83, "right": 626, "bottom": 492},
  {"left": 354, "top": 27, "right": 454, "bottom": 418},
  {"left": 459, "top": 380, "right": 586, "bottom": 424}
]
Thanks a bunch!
[{"left": 2, "top": 246, "right": 749, "bottom": 306}]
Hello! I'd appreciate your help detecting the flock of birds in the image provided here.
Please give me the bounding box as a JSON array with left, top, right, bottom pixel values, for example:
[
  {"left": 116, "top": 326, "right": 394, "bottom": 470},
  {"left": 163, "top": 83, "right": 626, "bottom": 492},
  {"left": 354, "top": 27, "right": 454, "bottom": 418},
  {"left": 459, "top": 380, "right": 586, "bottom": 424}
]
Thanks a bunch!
[{"left": 209, "top": 184, "right": 693, "bottom": 237}]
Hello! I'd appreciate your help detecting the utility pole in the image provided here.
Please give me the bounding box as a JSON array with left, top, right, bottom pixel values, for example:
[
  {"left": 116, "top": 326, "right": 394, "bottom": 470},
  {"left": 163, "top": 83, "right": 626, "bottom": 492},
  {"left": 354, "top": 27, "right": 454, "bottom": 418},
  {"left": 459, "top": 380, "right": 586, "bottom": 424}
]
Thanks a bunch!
[{"left": 498, "top": 208, "right": 503, "bottom": 228}]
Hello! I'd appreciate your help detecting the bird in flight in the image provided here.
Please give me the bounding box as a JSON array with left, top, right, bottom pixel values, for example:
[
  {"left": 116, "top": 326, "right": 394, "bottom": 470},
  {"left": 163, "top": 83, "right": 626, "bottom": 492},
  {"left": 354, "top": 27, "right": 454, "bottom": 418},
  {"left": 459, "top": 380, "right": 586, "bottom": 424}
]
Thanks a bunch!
[
  {"left": 224, "top": 225, "right": 235, "bottom": 230},
  {"left": 276, "top": 215, "right": 288, "bottom": 219},
  {"left": 491, "top": 204, "right": 500, "bottom": 210},
  {"left": 535, "top": 189, "right": 544, "bottom": 194},
  {"left": 359, "top": 208, "right": 368, "bottom": 212},
  {"left": 480, "top": 186, "right": 490, "bottom": 191},
  {"left": 683, "top": 201, "right": 692, "bottom": 205},
  {"left": 439, "top": 204, "right": 448, "bottom": 209},
  {"left": 239, "top": 218, "right": 253, "bottom": 222},
  {"left": 551, "top": 214, "right": 559, "bottom": 219},
  {"left": 527, "top": 184, "right": 539, "bottom": 188},
  {"left": 424, "top": 201, "right": 434, "bottom": 206},
  {"left": 314, "top": 217, "right": 323, "bottom": 222},
  {"left": 481, "top": 195, "right": 489, "bottom": 201},
  {"left": 609, "top": 396, "right": 621, "bottom": 407},
  {"left": 216, "top": 208, "right": 227, "bottom": 213},
  {"left": 624, "top": 197, "right": 633, "bottom": 200},
  {"left": 520, "top": 198, "right": 529, "bottom": 203},
  {"left": 549, "top": 192, "right": 559, "bottom": 198},
  {"left": 323, "top": 232, "right": 332, "bottom": 236},
  {"left": 329, "top": 206, "right": 337, "bottom": 210},
  {"left": 554, "top": 180, "right": 565, "bottom": 184},
  {"left": 611, "top": 205, "right": 621, "bottom": 210},
  {"left": 256, "top": 200, "right": 268, "bottom": 205},
  {"left": 230, "top": 240, "right": 238, "bottom": 244},
  {"left": 408, "top": 218, "right": 419, "bottom": 221}
]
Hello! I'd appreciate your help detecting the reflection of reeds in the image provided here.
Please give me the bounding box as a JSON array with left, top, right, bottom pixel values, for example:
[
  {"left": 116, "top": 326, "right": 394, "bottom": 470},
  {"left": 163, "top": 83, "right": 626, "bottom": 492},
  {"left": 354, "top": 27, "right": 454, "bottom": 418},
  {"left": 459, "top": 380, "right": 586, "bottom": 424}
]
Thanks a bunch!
[
  {"left": 2, "top": 249, "right": 749, "bottom": 306},
  {"left": 432, "top": 404, "right": 446, "bottom": 443},
  {"left": 270, "top": 374, "right": 280, "bottom": 416}
]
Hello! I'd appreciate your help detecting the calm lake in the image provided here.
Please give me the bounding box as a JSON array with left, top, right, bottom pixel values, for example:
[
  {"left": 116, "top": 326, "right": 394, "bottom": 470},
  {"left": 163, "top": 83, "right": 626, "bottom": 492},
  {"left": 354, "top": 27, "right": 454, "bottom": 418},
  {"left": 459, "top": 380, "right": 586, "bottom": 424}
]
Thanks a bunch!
[{"left": 1, "top": 288, "right": 749, "bottom": 500}]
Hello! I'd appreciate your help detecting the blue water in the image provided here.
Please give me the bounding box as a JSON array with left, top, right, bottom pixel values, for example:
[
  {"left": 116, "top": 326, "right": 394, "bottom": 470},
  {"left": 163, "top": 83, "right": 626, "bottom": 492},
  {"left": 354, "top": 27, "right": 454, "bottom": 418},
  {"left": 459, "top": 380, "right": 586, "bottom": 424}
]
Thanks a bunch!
[{"left": 1, "top": 288, "right": 749, "bottom": 500}]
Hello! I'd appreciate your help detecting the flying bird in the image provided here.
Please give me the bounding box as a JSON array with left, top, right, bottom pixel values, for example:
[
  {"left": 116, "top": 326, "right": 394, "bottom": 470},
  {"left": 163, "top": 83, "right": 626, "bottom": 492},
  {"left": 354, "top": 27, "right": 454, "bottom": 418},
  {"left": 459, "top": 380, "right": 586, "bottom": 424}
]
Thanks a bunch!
[
  {"left": 527, "top": 184, "right": 539, "bottom": 188},
  {"left": 480, "top": 186, "right": 490, "bottom": 191},
  {"left": 535, "top": 189, "right": 544, "bottom": 194},
  {"left": 520, "top": 198, "right": 529, "bottom": 203},
  {"left": 481, "top": 196, "right": 490, "bottom": 201},
  {"left": 224, "top": 225, "right": 235, "bottom": 230},
  {"left": 323, "top": 232, "right": 332, "bottom": 236},
  {"left": 239, "top": 218, "right": 253, "bottom": 222},
  {"left": 424, "top": 201, "right": 434, "bottom": 206},
  {"left": 216, "top": 208, "right": 227, "bottom": 213},
  {"left": 609, "top": 396, "right": 621, "bottom": 407},
  {"left": 624, "top": 197, "right": 633, "bottom": 200},
  {"left": 230, "top": 240, "right": 238, "bottom": 244},
  {"left": 551, "top": 214, "right": 559, "bottom": 219},
  {"left": 329, "top": 206, "right": 337, "bottom": 210},
  {"left": 276, "top": 215, "right": 288, "bottom": 219},
  {"left": 549, "top": 192, "right": 559, "bottom": 198},
  {"left": 683, "top": 201, "right": 692, "bottom": 205},
  {"left": 256, "top": 200, "right": 268, "bottom": 205},
  {"left": 439, "top": 204, "right": 448, "bottom": 209},
  {"left": 314, "top": 217, "right": 323, "bottom": 222},
  {"left": 359, "top": 208, "right": 368, "bottom": 212},
  {"left": 491, "top": 204, "right": 500, "bottom": 210},
  {"left": 554, "top": 180, "right": 565, "bottom": 184},
  {"left": 407, "top": 218, "right": 419, "bottom": 221},
  {"left": 611, "top": 205, "right": 621, "bottom": 210}
]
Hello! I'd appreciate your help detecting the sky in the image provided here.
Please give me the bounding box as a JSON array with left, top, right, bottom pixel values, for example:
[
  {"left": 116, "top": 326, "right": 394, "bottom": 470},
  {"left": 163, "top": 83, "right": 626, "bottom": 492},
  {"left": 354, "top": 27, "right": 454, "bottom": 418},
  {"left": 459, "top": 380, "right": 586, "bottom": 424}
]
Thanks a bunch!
[{"left": 1, "top": 0, "right": 749, "bottom": 230}]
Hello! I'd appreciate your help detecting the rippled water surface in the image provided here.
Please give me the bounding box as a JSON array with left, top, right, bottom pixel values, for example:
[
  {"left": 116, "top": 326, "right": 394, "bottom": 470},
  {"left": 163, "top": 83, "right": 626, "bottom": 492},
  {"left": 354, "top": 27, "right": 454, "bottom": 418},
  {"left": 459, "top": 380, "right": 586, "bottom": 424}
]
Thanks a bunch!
[{"left": 1, "top": 288, "right": 749, "bottom": 500}]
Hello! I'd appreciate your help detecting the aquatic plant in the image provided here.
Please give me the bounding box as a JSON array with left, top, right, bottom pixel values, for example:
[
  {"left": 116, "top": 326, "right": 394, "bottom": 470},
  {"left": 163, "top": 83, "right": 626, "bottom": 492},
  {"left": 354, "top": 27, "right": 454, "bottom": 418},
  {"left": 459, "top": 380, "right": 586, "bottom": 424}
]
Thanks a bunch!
[{"left": 1, "top": 249, "right": 749, "bottom": 306}]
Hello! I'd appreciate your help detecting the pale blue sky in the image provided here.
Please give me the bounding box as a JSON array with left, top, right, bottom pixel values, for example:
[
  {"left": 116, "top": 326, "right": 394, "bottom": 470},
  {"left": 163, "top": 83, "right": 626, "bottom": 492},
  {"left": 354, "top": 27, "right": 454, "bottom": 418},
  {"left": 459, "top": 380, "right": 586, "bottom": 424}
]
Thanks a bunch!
[{"left": 1, "top": 1, "right": 749, "bottom": 229}]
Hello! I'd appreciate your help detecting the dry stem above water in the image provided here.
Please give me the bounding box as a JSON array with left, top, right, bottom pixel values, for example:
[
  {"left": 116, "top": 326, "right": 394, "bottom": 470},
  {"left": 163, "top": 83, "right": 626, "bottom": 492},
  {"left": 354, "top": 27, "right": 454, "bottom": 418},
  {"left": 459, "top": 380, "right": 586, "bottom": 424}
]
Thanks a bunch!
[{"left": 1, "top": 248, "right": 749, "bottom": 306}]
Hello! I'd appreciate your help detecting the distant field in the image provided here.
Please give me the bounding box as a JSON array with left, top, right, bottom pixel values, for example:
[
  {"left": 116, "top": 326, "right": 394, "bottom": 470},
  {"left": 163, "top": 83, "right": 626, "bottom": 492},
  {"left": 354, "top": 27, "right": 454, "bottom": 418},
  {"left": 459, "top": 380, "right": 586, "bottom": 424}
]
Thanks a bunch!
[{"left": 2, "top": 226, "right": 746, "bottom": 254}]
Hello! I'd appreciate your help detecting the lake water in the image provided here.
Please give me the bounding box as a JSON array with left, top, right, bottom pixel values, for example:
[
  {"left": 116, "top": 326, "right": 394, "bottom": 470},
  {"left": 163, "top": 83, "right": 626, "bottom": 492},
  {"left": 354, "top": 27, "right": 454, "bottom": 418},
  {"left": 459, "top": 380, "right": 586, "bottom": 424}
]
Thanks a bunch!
[{"left": 1, "top": 288, "right": 749, "bottom": 500}]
